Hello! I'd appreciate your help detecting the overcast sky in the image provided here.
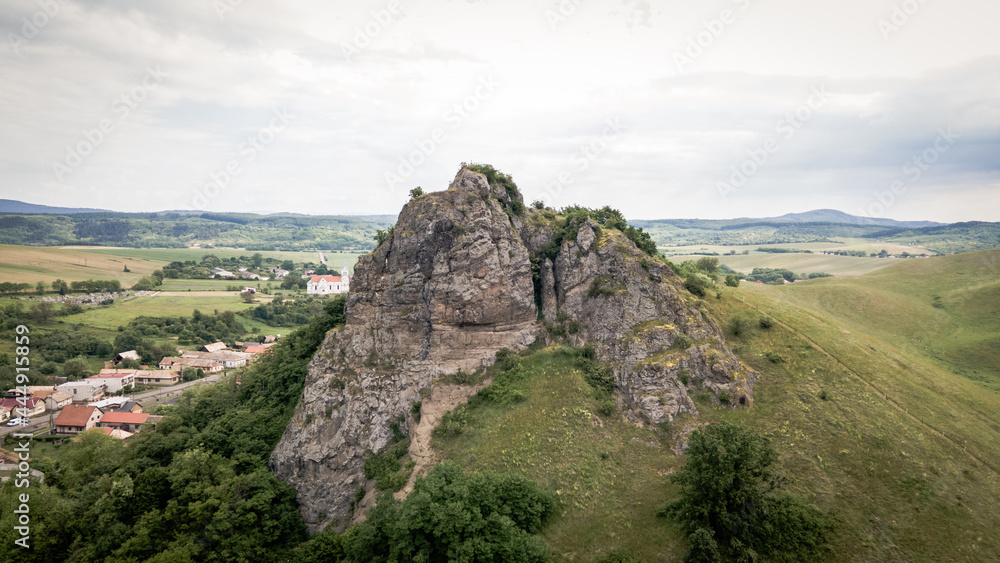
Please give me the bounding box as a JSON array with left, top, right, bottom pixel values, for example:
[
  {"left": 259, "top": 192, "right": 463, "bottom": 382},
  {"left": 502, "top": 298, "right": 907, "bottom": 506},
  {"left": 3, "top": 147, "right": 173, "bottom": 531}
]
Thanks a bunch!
[{"left": 1, "top": 0, "right": 998, "bottom": 222}]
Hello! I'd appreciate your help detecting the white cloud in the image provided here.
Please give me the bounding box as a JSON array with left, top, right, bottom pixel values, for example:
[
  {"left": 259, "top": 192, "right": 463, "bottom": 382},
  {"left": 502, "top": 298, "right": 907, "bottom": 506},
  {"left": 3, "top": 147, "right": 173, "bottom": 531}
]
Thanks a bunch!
[{"left": 0, "top": 0, "right": 997, "bottom": 223}]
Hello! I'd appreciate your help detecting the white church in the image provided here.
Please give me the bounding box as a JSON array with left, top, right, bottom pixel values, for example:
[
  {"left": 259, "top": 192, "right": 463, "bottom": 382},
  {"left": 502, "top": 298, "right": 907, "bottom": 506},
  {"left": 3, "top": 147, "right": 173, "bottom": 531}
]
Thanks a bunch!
[{"left": 306, "top": 263, "right": 351, "bottom": 295}]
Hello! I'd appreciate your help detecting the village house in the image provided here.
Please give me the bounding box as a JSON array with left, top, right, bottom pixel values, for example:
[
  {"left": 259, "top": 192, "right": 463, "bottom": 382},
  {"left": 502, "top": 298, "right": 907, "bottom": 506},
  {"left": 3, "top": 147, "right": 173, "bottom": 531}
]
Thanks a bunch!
[
  {"left": 270, "top": 267, "right": 289, "bottom": 279},
  {"left": 202, "top": 342, "right": 228, "bottom": 353},
  {"left": 113, "top": 350, "right": 141, "bottom": 366},
  {"left": 211, "top": 268, "right": 235, "bottom": 278},
  {"left": 245, "top": 345, "right": 269, "bottom": 354},
  {"left": 54, "top": 405, "right": 103, "bottom": 435},
  {"left": 89, "top": 397, "right": 130, "bottom": 411},
  {"left": 97, "top": 412, "right": 150, "bottom": 433},
  {"left": 33, "top": 389, "right": 73, "bottom": 411},
  {"left": 158, "top": 356, "right": 224, "bottom": 374},
  {"left": 117, "top": 401, "right": 143, "bottom": 414},
  {"left": 181, "top": 350, "right": 252, "bottom": 369},
  {"left": 86, "top": 369, "right": 136, "bottom": 393},
  {"left": 0, "top": 398, "right": 45, "bottom": 419},
  {"left": 306, "top": 264, "right": 351, "bottom": 295},
  {"left": 134, "top": 370, "right": 180, "bottom": 386},
  {"left": 5, "top": 385, "right": 57, "bottom": 399},
  {"left": 57, "top": 381, "right": 106, "bottom": 403}
]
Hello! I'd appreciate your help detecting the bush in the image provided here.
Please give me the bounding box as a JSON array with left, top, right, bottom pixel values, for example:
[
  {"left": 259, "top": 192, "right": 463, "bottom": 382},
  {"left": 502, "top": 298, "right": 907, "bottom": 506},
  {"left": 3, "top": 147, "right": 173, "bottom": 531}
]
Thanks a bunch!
[
  {"left": 672, "top": 334, "right": 694, "bottom": 350},
  {"left": 764, "top": 351, "right": 784, "bottom": 363},
  {"left": 598, "top": 400, "right": 616, "bottom": 416},
  {"left": 727, "top": 315, "right": 755, "bottom": 337},
  {"left": 684, "top": 528, "right": 721, "bottom": 563},
  {"left": 434, "top": 405, "right": 470, "bottom": 436},
  {"left": 684, "top": 276, "right": 707, "bottom": 297},
  {"left": 759, "top": 316, "right": 774, "bottom": 329},
  {"left": 724, "top": 274, "right": 740, "bottom": 287}
]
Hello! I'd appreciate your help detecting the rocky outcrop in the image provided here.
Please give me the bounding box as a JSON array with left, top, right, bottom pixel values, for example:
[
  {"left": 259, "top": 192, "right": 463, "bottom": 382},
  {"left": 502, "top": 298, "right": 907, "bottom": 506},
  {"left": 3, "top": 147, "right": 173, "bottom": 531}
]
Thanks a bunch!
[
  {"left": 269, "top": 169, "right": 537, "bottom": 531},
  {"left": 271, "top": 167, "right": 756, "bottom": 531},
  {"left": 535, "top": 219, "right": 755, "bottom": 425}
]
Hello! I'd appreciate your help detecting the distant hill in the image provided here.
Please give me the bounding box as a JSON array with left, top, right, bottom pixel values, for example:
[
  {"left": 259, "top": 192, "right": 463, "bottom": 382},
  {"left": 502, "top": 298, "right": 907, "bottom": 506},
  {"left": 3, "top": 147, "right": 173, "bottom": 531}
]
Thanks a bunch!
[
  {"left": 769, "top": 209, "right": 940, "bottom": 228},
  {"left": 0, "top": 199, "right": 109, "bottom": 214}
]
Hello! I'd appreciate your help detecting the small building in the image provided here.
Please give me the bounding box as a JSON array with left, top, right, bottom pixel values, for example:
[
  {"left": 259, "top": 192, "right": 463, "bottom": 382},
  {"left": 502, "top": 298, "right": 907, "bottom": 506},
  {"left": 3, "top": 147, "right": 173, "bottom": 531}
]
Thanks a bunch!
[
  {"left": 97, "top": 412, "right": 150, "bottom": 433},
  {"left": 0, "top": 398, "right": 45, "bottom": 419},
  {"left": 245, "top": 345, "right": 268, "bottom": 354},
  {"left": 134, "top": 370, "right": 180, "bottom": 386},
  {"left": 33, "top": 389, "right": 73, "bottom": 411},
  {"left": 158, "top": 356, "right": 224, "bottom": 374},
  {"left": 270, "top": 268, "right": 289, "bottom": 279},
  {"left": 54, "top": 405, "right": 103, "bottom": 435},
  {"left": 181, "top": 350, "right": 252, "bottom": 369},
  {"left": 242, "top": 287, "right": 256, "bottom": 294},
  {"left": 307, "top": 263, "right": 351, "bottom": 295},
  {"left": 87, "top": 370, "right": 136, "bottom": 393},
  {"left": 202, "top": 342, "right": 228, "bottom": 353},
  {"left": 57, "top": 381, "right": 106, "bottom": 403},
  {"left": 211, "top": 268, "right": 235, "bottom": 279},
  {"left": 88, "top": 397, "right": 130, "bottom": 411},
  {"left": 113, "top": 350, "right": 141, "bottom": 366},
  {"left": 117, "top": 401, "right": 143, "bottom": 414}
]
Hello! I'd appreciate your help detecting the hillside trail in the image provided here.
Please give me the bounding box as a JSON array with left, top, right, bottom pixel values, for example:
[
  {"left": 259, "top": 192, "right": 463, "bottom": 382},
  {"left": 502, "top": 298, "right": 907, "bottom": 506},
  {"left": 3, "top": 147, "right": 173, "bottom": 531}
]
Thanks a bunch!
[
  {"left": 347, "top": 377, "right": 492, "bottom": 526},
  {"left": 396, "top": 378, "right": 493, "bottom": 498},
  {"left": 739, "top": 296, "right": 1000, "bottom": 479}
]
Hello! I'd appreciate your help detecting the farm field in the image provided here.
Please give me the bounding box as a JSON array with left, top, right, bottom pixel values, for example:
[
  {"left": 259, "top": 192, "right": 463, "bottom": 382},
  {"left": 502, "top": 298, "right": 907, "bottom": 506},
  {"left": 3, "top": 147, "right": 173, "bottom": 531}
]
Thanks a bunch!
[
  {"left": 75, "top": 246, "right": 363, "bottom": 271},
  {"left": 661, "top": 238, "right": 935, "bottom": 257},
  {"left": 673, "top": 252, "right": 911, "bottom": 276},
  {"left": 0, "top": 244, "right": 161, "bottom": 285},
  {"left": 0, "top": 244, "right": 363, "bottom": 286},
  {"left": 69, "top": 291, "right": 278, "bottom": 331}
]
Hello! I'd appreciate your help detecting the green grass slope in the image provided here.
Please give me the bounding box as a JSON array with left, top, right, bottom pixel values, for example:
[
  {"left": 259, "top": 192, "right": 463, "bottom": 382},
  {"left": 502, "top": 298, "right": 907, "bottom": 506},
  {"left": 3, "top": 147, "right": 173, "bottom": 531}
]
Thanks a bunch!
[{"left": 433, "top": 251, "right": 1000, "bottom": 561}]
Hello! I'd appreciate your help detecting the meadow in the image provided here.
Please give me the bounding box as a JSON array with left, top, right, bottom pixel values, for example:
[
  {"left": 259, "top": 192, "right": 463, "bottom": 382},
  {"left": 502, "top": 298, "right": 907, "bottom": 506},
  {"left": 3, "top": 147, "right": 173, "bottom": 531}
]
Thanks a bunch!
[{"left": 434, "top": 250, "right": 1000, "bottom": 560}]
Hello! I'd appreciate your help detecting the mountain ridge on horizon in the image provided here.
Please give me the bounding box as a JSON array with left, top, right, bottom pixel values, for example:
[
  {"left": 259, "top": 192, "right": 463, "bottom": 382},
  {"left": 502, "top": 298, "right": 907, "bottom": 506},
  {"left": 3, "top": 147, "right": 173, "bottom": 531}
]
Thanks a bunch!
[{"left": 0, "top": 198, "right": 949, "bottom": 227}]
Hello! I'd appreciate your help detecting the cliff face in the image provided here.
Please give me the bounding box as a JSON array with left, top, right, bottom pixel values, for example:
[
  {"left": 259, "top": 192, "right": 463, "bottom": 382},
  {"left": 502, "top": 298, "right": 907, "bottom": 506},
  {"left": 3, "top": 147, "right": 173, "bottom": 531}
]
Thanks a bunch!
[
  {"left": 270, "top": 167, "right": 756, "bottom": 531},
  {"left": 269, "top": 169, "right": 537, "bottom": 530}
]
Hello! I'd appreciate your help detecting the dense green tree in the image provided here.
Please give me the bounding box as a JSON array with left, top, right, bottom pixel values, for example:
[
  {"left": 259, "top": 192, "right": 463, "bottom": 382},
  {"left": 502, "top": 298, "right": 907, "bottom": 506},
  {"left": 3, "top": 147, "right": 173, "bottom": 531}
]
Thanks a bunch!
[
  {"left": 661, "top": 422, "right": 831, "bottom": 561},
  {"left": 344, "top": 461, "right": 554, "bottom": 562},
  {"left": 724, "top": 274, "right": 740, "bottom": 287}
]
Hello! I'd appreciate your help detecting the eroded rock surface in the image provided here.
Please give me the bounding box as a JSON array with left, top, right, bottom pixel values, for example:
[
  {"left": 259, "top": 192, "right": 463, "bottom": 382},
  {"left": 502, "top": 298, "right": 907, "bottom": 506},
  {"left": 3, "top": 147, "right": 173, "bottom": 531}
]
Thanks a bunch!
[{"left": 270, "top": 167, "right": 756, "bottom": 531}]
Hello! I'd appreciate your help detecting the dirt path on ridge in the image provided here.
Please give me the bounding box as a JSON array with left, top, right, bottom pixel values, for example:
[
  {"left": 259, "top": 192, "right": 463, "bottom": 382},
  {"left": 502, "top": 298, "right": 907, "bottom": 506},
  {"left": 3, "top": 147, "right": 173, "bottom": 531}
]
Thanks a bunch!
[{"left": 395, "top": 378, "right": 492, "bottom": 498}]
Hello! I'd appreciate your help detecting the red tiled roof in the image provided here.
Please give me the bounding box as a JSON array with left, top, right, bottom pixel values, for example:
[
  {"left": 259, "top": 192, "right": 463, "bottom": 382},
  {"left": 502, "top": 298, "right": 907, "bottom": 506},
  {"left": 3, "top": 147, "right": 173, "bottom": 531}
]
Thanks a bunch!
[
  {"left": 55, "top": 405, "right": 99, "bottom": 427},
  {"left": 0, "top": 398, "right": 40, "bottom": 410},
  {"left": 245, "top": 346, "right": 268, "bottom": 354},
  {"left": 309, "top": 275, "right": 342, "bottom": 283},
  {"left": 99, "top": 412, "right": 149, "bottom": 425}
]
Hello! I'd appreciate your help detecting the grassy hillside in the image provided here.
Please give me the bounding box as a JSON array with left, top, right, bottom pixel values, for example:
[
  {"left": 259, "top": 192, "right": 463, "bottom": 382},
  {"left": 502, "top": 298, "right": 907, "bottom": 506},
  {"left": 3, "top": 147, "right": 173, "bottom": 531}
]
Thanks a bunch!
[
  {"left": 0, "top": 212, "right": 394, "bottom": 251},
  {"left": 433, "top": 251, "right": 1000, "bottom": 561}
]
